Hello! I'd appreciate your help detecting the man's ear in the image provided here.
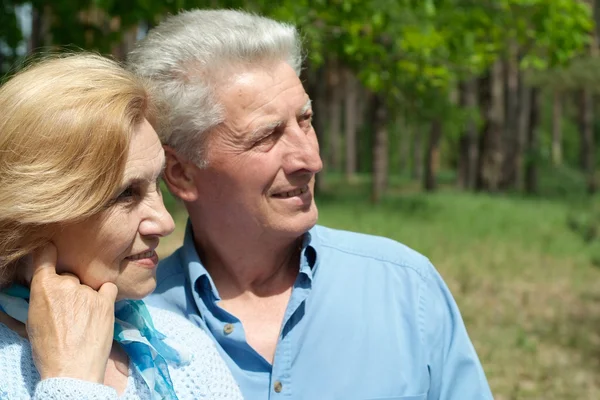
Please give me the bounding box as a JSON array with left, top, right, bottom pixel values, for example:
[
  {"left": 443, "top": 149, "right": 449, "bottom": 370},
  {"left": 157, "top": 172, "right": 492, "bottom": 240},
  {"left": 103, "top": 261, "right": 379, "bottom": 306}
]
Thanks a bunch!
[{"left": 163, "top": 145, "right": 200, "bottom": 202}]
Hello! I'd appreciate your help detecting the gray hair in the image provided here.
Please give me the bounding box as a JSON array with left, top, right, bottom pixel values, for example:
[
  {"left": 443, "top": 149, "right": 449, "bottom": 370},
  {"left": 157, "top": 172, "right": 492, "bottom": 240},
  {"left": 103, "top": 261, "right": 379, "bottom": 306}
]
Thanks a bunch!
[{"left": 127, "top": 9, "right": 303, "bottom": 167}]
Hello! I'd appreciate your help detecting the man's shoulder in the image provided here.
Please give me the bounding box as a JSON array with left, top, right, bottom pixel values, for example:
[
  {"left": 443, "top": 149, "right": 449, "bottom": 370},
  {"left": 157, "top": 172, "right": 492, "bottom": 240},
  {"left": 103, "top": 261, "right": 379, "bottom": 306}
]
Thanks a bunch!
[
  {"left": 154, "top": 245, "right": 189, "bottom": 290},
  {"left": 148, "top": 247, "right": 190, "bottom": 311},
  {"left": 312, "top": 224, "right": 432, "bottom": 280},
  {"left": 157, "top": 245, "right": 186, "bottom": 277}
]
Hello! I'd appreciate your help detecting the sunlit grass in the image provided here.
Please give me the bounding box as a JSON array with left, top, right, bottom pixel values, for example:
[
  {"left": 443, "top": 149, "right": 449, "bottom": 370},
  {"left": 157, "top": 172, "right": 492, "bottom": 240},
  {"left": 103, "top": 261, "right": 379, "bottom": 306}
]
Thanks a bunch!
[{"left": 157, "top": 174, "right": 600, "bottom": 399}]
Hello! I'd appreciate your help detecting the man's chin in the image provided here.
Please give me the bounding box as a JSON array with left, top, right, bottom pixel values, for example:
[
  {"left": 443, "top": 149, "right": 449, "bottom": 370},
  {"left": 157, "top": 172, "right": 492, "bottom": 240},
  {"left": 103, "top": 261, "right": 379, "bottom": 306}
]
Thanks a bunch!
[{"left": 277, "top": 208, "right": 318, "bottom": 237}]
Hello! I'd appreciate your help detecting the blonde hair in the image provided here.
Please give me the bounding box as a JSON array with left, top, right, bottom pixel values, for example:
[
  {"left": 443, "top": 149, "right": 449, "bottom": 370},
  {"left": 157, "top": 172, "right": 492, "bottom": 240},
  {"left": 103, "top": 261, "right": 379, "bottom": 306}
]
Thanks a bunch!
[{"left": 0, "top": 53, "right": 155, "bottom": 286}]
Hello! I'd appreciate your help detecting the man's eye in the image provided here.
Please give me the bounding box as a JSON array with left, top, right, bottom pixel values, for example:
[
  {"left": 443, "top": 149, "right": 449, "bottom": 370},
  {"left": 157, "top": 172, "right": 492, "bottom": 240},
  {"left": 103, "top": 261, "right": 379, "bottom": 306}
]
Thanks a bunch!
[
  {"left": 255, "top": 134, "right": 273, "bottom": 145},
  {"left": 253, "top": 130, "right": 281, "bottom": 148},
  {"left": 299, "top": 113, "right": 313, "bottom": 127}
]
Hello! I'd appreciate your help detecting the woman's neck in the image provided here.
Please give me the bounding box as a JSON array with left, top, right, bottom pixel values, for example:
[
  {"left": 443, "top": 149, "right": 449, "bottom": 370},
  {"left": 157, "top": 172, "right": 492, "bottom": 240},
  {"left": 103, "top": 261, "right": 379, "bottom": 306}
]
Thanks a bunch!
[{"left": 104, "top": 344, "right": 130, "bottom": 395}]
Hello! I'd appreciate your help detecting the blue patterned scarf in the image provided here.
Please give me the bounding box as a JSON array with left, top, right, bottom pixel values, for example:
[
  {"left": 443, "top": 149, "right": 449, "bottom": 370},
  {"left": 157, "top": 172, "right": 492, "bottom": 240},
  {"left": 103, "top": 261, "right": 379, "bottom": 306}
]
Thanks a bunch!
[{"left": 0, "top": 284, "right": 189, "bottom": 400}]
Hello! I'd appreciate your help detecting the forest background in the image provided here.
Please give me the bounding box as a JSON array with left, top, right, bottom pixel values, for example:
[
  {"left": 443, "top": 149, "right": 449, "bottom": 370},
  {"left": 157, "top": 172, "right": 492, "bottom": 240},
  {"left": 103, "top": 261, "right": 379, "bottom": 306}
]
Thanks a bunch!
[{"left": 3, "top": 0, "right": 600, "bottom": 398}]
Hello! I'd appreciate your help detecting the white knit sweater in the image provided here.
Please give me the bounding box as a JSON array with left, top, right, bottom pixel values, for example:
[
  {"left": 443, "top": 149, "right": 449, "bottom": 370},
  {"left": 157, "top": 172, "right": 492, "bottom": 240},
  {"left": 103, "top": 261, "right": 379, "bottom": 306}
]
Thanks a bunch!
[{"left": 0, "top": 306, "right": 244, "bottom": 399}]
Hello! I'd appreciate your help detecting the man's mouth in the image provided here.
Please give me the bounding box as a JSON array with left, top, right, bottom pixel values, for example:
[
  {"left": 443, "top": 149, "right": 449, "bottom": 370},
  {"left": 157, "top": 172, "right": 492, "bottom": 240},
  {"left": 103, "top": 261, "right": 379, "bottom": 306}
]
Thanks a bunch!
[
  {"left": 126, "top": 250, "right": 155, "bottom": 261},
  {"left": 272, "top": 185, "right": 309, "bottom": 198}
]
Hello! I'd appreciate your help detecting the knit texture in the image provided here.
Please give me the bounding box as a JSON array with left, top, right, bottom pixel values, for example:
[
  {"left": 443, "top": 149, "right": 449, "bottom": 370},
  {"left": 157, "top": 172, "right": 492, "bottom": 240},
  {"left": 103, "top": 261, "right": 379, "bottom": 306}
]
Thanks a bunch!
[{"left": 0, "top": 306, "right": 244, "bottom": 400}]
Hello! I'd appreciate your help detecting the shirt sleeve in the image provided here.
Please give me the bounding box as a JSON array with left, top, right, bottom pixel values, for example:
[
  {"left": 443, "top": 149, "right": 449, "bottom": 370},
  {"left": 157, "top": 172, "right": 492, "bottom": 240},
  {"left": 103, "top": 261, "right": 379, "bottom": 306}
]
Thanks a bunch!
[
  {"left": 423, "top": 262, "right": 494, "bottom": 400},
  {"left": 34, "top": 378, "right": 118, "bottom": 400}
]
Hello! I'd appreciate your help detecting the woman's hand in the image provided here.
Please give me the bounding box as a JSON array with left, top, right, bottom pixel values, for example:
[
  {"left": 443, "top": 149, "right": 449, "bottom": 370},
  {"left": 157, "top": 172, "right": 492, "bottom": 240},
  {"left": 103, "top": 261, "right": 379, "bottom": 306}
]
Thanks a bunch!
[{"left": 26, "top": 244, "right": 118, "bottom": 383}]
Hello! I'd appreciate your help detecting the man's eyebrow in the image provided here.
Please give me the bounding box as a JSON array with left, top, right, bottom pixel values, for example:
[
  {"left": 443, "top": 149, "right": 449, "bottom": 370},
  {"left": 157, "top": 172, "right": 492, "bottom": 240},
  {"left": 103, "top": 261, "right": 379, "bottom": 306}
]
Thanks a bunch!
[
  {"left": 249, "top": 120, "right": 284, "bottom": 142},
  {"left": 298, "top": 99, "right": 312, "bottom": 115},
  {"left": 247, "top": 99, "right": 312, "bottom": 142}
]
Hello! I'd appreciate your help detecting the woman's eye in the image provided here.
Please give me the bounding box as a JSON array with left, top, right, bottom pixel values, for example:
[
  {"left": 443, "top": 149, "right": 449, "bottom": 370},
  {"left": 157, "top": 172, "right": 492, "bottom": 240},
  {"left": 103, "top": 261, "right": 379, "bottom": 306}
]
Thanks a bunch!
[
  {"left": 114, "top": 186, "right": 139, "bottom": 204},
  {"left": 156, "top": 177, "right": 163, "bottom": 196}
]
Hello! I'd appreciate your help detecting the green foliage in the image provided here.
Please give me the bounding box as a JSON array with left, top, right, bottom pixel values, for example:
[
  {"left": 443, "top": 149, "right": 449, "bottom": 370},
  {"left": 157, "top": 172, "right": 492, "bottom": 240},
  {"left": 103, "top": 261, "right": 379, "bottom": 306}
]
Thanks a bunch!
[
  {"left": 0, "top": 0, "right": 23, "bottom": 75},
  {"left": 3, "top": 0, "right": 593, "bottom": 119},
  {"left": 527, "top": 57, "right": 600, "bottom": 92},
  {"left": 266, "top": 0, "right": 593, "bottom": 125}
]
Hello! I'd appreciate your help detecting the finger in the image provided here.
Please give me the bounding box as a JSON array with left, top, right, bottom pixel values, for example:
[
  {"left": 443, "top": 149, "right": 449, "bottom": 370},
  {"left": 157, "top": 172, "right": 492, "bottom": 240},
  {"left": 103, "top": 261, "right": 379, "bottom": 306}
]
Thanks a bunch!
[
  {"left": 98, "top": 281, "right": 118, "bottom": 303},
  {"left": 31, "top": 243, "right": 58, "bottom": 279},
  {"left": 57, "top": 272, "right": 81, "bottom": 284}
]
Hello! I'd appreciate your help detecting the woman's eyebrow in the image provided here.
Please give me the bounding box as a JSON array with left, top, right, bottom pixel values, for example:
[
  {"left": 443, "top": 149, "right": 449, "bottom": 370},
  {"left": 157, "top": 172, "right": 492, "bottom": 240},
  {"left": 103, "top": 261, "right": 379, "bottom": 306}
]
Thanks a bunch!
[
  {"left": 120, "top": 158, "right": 167, "bottom": 189},
  {"left": 158, "top": 158, "right": 166, "bottom": 178}
]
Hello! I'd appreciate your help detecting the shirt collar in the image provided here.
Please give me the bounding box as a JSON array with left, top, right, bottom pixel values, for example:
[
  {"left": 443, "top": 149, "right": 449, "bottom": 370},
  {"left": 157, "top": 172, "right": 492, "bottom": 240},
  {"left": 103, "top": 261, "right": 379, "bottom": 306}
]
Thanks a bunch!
[
  {"left": 300, "top": 227, "right": 319, "bottom": 279},
  {"left": 181, "top": 219, "right": 321, "bottom": 298},
  {"left": 181, "top": 220, "right": 221, "bottom": 302}
]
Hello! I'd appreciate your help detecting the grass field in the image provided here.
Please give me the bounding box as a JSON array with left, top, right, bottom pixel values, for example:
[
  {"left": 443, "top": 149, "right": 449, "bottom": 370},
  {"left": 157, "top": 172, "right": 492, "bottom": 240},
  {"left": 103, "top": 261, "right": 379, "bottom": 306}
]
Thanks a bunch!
[{"left": 157, "top": 175, "right": 600, "bottom": 399}]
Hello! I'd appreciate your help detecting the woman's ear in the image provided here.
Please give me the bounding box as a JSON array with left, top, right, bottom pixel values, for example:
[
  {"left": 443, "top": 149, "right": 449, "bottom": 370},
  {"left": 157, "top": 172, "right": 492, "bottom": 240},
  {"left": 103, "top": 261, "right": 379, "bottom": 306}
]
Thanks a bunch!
[
  {"left": 17, "top": 253, "right": 35, "bottom": 287},
  {"left": 163, "top": 146, "right": 200, "bottom": 202}
]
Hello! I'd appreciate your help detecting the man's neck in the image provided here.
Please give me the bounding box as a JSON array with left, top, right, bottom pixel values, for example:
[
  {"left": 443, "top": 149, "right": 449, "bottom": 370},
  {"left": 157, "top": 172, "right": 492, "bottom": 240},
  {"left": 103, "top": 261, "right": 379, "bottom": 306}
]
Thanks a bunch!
[{"left": 190, "top": 223, "right": 302, "bottom": 300}]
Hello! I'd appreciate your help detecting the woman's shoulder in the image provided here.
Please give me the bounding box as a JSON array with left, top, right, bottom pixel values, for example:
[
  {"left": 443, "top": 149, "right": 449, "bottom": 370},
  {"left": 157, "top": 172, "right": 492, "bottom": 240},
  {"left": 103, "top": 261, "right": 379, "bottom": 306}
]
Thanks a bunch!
[
  {"left": 0, "top": 321, "right": 39, "bottom": 398},
  {"left": 0, "top": 320, "right": 33, "bottom": 368},
  {"left": 144, "top": 305, "right": 226, "bottom": 369},
  {"left": 145, "top": 305, "right": 244, "bottom": 400},
  {"left": 145, "top": 305, "right": 213, "bottom": 347}
]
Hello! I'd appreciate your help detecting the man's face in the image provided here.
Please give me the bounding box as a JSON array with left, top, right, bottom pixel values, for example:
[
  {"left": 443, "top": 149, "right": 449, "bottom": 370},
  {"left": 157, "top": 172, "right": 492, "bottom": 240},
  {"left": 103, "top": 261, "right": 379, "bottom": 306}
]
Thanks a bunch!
[{"left": 192, "top": 61, "right": 323, "bottom": 240}]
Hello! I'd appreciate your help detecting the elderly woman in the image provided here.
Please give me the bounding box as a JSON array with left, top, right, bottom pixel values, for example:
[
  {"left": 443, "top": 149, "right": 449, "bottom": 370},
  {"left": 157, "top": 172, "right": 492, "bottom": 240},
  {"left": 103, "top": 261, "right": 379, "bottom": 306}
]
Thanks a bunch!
[{"left": 0, "top": 54, "right": 243, "bottom": 399}]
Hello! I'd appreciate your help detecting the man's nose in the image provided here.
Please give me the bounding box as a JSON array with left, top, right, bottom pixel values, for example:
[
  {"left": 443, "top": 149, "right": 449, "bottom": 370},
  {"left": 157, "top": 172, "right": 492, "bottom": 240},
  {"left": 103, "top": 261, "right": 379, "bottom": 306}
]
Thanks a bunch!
[{"left": 282, "top": 125, "right": 323, "bottom": 175}]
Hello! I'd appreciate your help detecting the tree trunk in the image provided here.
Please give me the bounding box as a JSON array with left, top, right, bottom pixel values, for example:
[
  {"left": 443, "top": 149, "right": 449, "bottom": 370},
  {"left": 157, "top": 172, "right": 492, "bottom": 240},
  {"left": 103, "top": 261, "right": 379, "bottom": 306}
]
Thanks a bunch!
[
  {"left": 327, "top": 62, "right": 343, "bottom": 173},
  {"left": 302, "top": 64, "right": 328, "bottom": 194},
  {"left": 111, "top": 26, "right": 138, "bottom": 61},
  {"left": 579, "top": 89, "right": 596, "bottom": 194},
  {"left": 412, "top": 124, "right": 424, "bottom": 181},
  {"left": 501, "top": 45, "right": 520, "bottom": 189},
  {"left": 355, "top": 84, "right": 370, "bottom": 173},
  {"left": 344, "top": 69, "right": 358, "bottom": 181},
  {"left": 581, "top": 1, "right": 598, "bottom": 194},
  {"left": 516, "top": 80, "right": 531, "bottom": 191},
  {"left": 29, "top": 6, "right": 44, "bottom": 54},
  {"left": 477, "top": 59, "right": 505, "bottom": 192},
  {"left": 424, "top": 118, "right": 443, "bottom": 191},
  {"left": 457, "top": 78, "right": 479, "bottom": 189},
  {"left": 398, "top": 114, "right": 410, "bottom": 174},
  {"left": 525, "top": 88, "right": 541, "bottom": 194},
  {"left": 371, "top": 95, "right": 388, "bottom": 203},
  {"left": 551, "top": 91, "right": 563, "bottom": 166}
]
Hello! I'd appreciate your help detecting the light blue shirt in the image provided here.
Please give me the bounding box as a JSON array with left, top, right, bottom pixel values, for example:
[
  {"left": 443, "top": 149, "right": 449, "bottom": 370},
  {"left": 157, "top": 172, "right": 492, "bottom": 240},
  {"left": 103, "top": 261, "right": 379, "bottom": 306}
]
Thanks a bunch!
[{"left": 147, "top": 222, "right": 493, "bottom": 400}]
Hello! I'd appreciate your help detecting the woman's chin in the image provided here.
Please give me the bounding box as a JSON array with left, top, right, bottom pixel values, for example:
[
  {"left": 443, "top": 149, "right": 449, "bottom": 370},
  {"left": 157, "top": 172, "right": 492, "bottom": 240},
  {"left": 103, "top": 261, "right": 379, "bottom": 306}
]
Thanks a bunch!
[{"left": 115, "top": 278, "right": 157, "bottom": 301}]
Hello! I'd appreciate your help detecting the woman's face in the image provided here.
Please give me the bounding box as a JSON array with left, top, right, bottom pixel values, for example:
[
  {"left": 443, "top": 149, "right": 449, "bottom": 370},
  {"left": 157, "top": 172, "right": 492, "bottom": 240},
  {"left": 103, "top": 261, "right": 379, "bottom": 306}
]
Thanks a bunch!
[{"left": 52, "top": 119, "right": 175, "bottom": 300}]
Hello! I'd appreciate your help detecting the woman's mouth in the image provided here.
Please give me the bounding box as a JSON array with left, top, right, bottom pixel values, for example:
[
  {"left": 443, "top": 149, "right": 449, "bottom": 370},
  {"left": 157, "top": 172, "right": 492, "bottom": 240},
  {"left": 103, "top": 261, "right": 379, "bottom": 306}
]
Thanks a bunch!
[
  {"left": 125, "top": 250, "right": 158, "bottom": 268},
  {"left": 126, "top": 250, "right": 154, "bottom": 261}
]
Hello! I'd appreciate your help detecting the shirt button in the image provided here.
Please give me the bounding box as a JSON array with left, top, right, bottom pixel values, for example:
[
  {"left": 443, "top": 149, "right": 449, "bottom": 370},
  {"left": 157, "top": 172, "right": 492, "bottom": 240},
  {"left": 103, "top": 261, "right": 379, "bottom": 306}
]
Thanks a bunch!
[
  {"left": 273, "top": 381, "right": 283, "bottom": 393},
  {"left": 223, "top": 323, "right": 234, "bottom": 335}
]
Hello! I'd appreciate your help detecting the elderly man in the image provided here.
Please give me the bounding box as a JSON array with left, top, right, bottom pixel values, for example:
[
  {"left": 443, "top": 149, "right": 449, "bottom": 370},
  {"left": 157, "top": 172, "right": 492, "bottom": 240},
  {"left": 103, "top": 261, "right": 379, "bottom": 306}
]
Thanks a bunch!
[{"left": 128, "top": 9, "right": 493, "bottom": 400}]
